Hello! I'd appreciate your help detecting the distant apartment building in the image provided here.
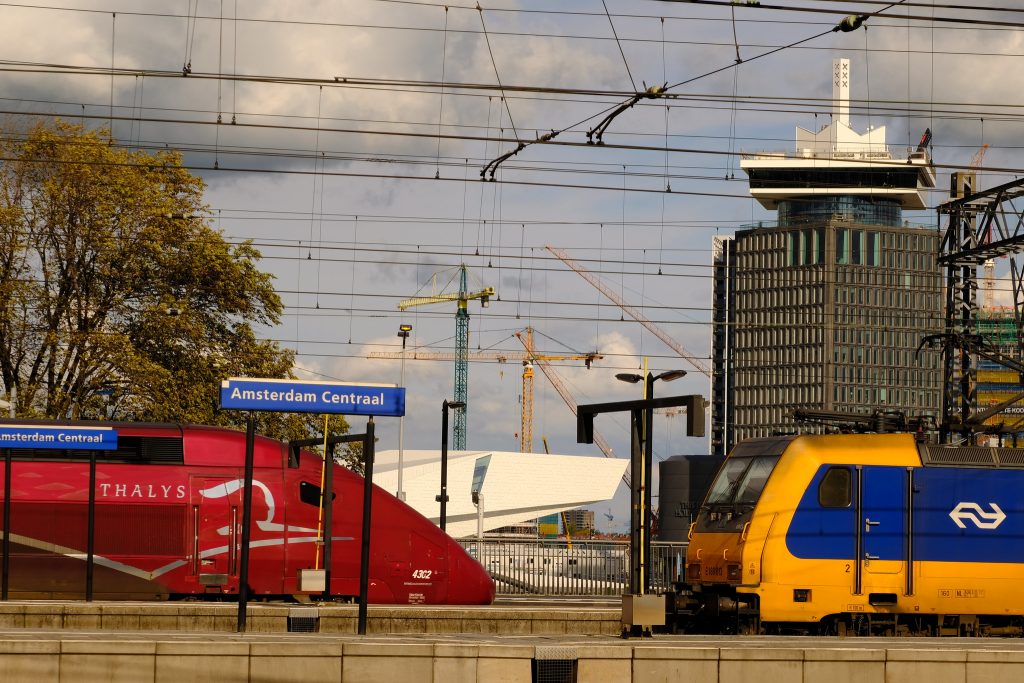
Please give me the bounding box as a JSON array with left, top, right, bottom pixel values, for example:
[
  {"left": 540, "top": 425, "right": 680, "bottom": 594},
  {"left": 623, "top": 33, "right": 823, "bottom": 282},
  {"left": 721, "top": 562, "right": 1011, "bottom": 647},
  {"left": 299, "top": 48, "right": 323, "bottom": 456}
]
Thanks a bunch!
[
  {"left": 562, "top": 508, "right": 595, "bottom": 535},
  {"left": 976, "top": 308, "right": 1024, "bottom": 442},
  {"left": 710, "top": 58, "right": 944, "bottom": 456}
]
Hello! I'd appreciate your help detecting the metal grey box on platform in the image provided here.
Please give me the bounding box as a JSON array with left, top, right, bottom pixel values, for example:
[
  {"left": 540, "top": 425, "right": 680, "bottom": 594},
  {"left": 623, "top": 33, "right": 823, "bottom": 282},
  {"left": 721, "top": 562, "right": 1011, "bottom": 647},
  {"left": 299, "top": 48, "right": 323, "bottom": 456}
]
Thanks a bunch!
[
  {"left": 621, "top": 593, "right": 666, "bottom": 630},
  {"left": 298, "top": 569, "right": 326, "bottom": 592}
]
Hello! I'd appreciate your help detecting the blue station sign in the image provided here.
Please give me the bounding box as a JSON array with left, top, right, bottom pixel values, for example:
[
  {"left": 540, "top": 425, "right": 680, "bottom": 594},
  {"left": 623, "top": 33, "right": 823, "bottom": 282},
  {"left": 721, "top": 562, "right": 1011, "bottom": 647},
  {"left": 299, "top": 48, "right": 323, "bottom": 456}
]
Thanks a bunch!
[
  {"left": 0, "top": 425, "right": 118, "bottom": 451},
  {"left": 220, "top": 377, "right": 405, "bottom": 417}
]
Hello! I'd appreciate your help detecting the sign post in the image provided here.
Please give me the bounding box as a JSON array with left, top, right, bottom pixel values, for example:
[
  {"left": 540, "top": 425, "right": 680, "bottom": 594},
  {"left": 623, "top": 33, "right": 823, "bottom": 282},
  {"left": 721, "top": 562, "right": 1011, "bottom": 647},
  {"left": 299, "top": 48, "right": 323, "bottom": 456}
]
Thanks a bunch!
[
  {"left": 0, "top": 424, "right": 117, "bottom": 601},
  {"left": 2, "top": 448, "right": 9, "bottom": 601},
  {"left": 219, "top": 378, "right": 404, "bottom": 633},
  {"left": 576, "top": 394, "right": 704, "bottom": 637},
  {"left": 356, "top": 418, "right": 375, "bottom": 635},
  {"left": 236, "top": 414, "right": 256, "bottom": 632}
]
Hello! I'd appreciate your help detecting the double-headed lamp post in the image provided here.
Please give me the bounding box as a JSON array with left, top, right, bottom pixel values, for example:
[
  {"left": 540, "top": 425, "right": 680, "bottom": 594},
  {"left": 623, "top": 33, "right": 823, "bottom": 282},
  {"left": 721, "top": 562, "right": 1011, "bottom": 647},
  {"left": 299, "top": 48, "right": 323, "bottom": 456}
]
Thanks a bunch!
[
  {"left": 615, "top": 368, "right": 686, "bottom": 595},
  {"left": 397, "top": 324, "right": 412, "bottom": 501},
  {"left": 437, "top": 399, "right": 466, "bottom": 532}
]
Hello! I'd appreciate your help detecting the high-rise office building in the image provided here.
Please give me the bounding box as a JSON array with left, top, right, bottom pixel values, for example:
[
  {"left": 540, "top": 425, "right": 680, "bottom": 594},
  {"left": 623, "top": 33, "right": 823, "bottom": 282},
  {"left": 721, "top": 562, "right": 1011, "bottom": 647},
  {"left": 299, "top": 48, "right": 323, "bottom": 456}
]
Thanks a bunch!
[{"left": 711, "top": 59, "right": 943, "bottom": 456}]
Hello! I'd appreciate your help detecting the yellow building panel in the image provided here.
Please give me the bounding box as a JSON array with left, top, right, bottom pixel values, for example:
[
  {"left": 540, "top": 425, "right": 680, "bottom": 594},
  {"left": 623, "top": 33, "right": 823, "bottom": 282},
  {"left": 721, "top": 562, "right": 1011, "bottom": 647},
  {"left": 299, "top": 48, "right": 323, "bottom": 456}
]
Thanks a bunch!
[
  {"left": 977, "top": 369, "right": 1020, "bottom": 383},
  {"left": 977, "top": 392, "right": 1023, "bottom": 403}
]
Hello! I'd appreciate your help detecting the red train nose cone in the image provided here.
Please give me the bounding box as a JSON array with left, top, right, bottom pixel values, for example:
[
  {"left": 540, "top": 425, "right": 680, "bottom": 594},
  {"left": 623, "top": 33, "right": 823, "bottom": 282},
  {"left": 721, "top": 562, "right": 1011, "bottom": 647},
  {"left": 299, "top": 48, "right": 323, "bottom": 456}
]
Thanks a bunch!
[{"left": 447, "top": 538, "right": 496, "bottom": 604}]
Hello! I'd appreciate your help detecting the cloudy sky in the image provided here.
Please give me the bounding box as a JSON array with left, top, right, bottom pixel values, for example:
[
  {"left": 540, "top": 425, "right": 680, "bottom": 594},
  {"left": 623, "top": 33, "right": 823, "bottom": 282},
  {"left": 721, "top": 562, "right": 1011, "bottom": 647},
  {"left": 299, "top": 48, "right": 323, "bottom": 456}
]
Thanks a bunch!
[{"left": 2, "top": 1, "right": 1021, "bottom": 528}]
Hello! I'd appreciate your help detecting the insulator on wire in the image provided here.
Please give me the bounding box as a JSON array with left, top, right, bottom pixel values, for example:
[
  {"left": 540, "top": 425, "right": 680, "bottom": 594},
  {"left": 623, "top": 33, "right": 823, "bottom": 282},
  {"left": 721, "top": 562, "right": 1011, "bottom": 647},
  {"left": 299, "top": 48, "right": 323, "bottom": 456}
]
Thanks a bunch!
[{"left": 835, "top": 15, "right": 867, "bottom": 33}]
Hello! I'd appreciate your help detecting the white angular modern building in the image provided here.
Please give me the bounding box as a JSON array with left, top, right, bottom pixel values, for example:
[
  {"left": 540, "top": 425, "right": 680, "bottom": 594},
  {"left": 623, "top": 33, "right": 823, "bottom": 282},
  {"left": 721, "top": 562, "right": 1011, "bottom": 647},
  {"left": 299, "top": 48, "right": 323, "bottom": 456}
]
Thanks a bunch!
[{"left": 371, "top": 449, "right": 627, "bottom": 539}]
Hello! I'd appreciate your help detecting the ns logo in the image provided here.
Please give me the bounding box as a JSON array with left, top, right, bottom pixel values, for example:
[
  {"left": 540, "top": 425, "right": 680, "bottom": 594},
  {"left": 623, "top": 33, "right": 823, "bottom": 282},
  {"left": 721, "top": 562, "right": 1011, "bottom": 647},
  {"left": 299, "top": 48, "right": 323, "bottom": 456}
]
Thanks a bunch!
[{"left": 949, "top": 502, "right": 1006, "bottom": 530}]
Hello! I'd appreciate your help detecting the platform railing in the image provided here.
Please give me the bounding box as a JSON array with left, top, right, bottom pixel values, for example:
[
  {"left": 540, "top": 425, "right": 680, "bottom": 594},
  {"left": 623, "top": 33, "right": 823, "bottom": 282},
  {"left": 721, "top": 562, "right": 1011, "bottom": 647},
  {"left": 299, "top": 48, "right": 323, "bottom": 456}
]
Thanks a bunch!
[{"left": 456, "top": 538, "right": 688, "bottom": 596}]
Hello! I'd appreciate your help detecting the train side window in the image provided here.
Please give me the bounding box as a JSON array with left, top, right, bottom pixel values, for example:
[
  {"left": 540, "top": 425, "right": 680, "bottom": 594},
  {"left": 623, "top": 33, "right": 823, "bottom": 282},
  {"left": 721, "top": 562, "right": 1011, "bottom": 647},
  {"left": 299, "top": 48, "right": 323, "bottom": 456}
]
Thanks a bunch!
[
  {"left": 8, "top": 436, "right": 183, "bottom": 464},
  {"left": 819, "top": 467, "right": 852, "bottom": 508},
  {"left": 299, "top": 481, "right": 336, "bottom": 507}
]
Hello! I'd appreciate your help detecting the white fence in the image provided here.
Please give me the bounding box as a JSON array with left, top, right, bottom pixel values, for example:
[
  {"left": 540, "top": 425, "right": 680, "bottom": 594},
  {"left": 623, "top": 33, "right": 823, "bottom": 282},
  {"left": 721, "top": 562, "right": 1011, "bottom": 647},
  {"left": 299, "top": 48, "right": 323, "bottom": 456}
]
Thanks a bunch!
[{"left": 456, "top": 539, "right": 688, "bottom": 596}]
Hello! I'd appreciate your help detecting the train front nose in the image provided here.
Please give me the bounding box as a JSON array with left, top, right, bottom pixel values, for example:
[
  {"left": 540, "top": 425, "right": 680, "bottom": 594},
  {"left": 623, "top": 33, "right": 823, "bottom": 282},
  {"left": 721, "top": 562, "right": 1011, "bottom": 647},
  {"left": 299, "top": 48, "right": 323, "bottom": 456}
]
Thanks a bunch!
[{"left": 447, "top": 538, "right": 496, "bottom": 604}]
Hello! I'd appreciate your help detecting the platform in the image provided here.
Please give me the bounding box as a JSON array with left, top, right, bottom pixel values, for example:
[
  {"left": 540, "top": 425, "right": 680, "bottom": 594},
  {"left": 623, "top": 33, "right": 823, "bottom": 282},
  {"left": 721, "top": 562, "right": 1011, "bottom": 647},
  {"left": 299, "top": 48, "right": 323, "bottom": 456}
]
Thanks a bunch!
[
  {"left": 1, "top": 630, "right": 1023, "bottom": 682},
  {"left": 0, "top": 601, "right": 621, "bottom": 636}
]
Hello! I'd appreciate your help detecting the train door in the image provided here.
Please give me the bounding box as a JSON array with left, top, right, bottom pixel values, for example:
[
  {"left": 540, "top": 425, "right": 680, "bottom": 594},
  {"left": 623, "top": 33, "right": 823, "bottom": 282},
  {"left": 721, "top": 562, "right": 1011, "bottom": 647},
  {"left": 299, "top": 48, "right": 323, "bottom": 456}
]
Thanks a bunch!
[
  {"left": 858, "top": 466, "right": 906, "bottom": 579},
  {"left": 189, "top": 477, "right": 240, "bottom": 589}
]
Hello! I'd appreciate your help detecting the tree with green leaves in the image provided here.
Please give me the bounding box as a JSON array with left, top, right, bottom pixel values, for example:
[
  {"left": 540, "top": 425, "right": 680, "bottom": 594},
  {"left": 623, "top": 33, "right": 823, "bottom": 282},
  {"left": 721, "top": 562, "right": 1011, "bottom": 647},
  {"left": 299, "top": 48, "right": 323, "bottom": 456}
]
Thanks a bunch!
[{"left": 0, "top": 120, "right": 350, "bottom": 454}]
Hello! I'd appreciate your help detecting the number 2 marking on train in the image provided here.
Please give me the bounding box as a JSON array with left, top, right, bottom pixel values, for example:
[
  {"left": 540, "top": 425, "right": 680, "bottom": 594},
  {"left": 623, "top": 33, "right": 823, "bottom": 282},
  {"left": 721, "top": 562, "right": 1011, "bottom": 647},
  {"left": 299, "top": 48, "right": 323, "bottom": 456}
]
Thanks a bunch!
[
  {"left": 844, "top": 563, "right": 851, "bottom": 573},
  {"left": 412, "top": 569, "right": 432, "bottom": 579}
]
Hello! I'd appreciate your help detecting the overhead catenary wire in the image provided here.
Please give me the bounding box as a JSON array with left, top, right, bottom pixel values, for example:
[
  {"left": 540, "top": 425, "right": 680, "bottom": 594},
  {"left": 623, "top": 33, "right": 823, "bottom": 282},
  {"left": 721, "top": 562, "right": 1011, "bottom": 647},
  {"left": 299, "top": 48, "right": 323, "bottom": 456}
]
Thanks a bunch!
[
  {"left": 434, "top": 5, "right": 450, "bottom": 179},
  {"left": 0, "top": 136, "right": 1009, "bottom": 202},
  {"left": 4, "top": 103, "right": 1017, "bottom": 179},
  {"left": 603, "top": 0, "right": 638, "bottom": 92},
  {"left": 4, "top": 1, "right": 1022, "bottom": 31},
  {"left": 7, "top": 64, "right": 1024, "bottom": 124},
  {"left": 487, "top": 0, "right": 907, "bottom": 165},
  {"left": 0, "top": 4, "right": 1008, "bottom": 462},
  {"left": 3, "top": 2, "right": 1014, "bottom": 368}
]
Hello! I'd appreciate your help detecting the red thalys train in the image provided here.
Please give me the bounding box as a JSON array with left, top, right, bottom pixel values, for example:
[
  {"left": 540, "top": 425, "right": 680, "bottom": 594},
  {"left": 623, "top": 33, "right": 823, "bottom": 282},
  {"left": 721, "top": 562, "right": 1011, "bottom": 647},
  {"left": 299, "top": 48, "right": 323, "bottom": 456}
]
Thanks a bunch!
[{"left": 0, "top": 419, "right": 495, "bottom": 604}]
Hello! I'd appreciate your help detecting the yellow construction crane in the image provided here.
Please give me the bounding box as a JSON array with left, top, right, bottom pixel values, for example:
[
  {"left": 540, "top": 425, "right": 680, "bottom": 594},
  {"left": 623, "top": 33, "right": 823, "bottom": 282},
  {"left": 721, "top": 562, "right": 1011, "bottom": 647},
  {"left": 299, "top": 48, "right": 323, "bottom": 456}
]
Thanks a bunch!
[
  {"left": 368, "top": 326, "right": 601, "bottom": 453},
  {"left": 515, "top": 330, "right": 630, "bottom": 488},
  {"left": 513, "top": 327, "right": 602, "bottom": 453}
]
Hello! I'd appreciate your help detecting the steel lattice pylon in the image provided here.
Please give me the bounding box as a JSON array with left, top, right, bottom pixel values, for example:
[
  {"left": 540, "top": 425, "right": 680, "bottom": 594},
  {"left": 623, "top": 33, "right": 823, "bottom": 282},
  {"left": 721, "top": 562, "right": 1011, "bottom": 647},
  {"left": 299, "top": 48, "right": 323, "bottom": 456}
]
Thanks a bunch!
[{"left": 929, "top": 174, "right": 1024, "bottom": 443}]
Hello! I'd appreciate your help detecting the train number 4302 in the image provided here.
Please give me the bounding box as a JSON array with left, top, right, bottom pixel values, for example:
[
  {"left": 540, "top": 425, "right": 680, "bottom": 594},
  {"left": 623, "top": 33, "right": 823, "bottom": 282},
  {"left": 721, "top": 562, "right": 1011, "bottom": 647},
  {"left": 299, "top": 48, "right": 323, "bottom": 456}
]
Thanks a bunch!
[{"left": 412, "top": 569, "right": 433, "bottom": 579}]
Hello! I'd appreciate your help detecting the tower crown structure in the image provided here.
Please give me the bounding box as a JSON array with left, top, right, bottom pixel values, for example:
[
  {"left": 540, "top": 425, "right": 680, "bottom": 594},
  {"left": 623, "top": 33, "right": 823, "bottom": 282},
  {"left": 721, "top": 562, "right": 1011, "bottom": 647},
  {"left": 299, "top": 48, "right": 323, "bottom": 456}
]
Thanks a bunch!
[
  {"left": 740, "top": 58, "right": 935, "bottom": 220},
  {"left": 711, "top": 58, "right": 943, "bottom": 456}
]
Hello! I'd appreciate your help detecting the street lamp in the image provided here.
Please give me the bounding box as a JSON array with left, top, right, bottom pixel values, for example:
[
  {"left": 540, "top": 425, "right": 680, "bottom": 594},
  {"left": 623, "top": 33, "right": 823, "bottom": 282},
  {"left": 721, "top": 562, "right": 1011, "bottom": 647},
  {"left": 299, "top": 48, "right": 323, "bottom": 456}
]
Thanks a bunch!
[
  {"left": 397, "top": 324, "right": 412, "bottom": 501},
  {"left": 437, "top": 399, "right": 466, "bottom": 532},
  {"left": 472, "top": 490, "right": 484, "bottom": 548},
  {"left": 615, "top": 369, "right": 686, "bottom": 595}
]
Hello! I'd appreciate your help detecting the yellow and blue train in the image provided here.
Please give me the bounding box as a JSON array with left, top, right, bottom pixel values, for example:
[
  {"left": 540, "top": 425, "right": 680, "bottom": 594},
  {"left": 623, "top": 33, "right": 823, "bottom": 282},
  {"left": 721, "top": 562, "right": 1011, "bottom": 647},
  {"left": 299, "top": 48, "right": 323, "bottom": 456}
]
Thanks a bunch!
[{"left": 678, "top": 433, "right": 1024, "bottom": 636}]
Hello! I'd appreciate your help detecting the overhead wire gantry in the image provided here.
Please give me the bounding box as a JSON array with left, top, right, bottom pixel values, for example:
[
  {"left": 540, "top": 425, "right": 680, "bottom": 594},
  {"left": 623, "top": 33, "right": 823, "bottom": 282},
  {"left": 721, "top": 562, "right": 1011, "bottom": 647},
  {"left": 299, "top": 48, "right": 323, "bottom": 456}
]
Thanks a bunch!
[{"left": 921, "top": 174, "right": 1024, "bottom": 443}]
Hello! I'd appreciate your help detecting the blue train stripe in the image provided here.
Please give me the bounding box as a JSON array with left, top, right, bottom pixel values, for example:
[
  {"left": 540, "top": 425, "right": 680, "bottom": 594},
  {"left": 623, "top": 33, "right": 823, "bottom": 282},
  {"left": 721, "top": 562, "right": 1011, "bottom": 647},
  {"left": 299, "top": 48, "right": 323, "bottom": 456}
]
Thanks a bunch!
[{"left": 786, "top": 465, "right": 1024, "bottom": 564}]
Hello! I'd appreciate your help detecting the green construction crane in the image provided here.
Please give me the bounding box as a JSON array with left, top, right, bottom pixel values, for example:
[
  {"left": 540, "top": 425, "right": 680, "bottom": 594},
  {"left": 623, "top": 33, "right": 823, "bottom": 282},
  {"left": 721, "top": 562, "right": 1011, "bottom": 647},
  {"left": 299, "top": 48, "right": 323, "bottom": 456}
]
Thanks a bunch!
[{"left": 398, "top": 265, "right": 494, "bottom": 449}]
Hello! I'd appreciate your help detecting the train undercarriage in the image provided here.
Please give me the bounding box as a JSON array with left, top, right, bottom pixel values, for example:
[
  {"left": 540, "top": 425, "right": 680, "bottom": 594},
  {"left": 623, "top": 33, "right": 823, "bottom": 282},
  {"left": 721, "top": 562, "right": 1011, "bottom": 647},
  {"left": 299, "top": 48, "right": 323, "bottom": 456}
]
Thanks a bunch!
[{"left": 667, "top": 583, "right": 1024, "bottom": 637}]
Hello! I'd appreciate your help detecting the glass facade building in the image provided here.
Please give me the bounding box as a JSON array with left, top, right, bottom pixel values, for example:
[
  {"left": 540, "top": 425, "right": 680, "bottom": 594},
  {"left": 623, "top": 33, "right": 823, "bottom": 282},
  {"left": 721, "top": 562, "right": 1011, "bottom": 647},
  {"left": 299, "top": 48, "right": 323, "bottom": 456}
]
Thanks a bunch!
[
  {"left": 711, "top": 58, "right": 940, "bottom": 456},
  {"left": 777, "top": 195, "right": 902, "bottom": 227},
  {"left": 711, "top": 223, "right": 943, "bottom": 456}
]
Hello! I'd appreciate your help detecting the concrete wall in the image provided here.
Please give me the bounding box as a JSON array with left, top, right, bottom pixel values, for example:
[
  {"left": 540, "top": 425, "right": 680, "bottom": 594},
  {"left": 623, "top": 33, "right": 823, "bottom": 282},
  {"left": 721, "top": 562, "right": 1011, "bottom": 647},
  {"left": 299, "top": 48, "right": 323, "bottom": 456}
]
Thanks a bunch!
[
  {"left": 2, "top": 639, "right": 1024, "bottom": 683},
  {"left": 0, "top": 602, "right": 621, "bottom": 636}
]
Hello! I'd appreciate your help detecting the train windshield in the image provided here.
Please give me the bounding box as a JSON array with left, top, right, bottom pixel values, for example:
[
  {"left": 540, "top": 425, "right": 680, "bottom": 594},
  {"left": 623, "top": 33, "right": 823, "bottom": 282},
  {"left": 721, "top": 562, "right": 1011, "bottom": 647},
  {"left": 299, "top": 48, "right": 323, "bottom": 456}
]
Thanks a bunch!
[{"left": 705, "top": 455, "right": 780, "bottom": 505}]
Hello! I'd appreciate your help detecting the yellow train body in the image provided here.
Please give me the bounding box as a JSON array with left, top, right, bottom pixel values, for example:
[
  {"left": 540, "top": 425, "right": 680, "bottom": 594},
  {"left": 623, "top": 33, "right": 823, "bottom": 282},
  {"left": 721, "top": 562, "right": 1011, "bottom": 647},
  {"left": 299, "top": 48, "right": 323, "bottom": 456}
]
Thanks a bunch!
[{"left": 683, "top": 433, "right": 1024, "bottom": 635}]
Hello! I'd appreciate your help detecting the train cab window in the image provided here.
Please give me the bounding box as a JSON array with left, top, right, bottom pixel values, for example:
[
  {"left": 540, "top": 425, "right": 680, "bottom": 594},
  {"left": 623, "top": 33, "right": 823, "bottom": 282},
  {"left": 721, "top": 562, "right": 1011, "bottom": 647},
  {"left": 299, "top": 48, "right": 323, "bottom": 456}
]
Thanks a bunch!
[
  {"left": 299, "top": 481, "right": 336, "bottom": 507},
  {"left": 706, "top": 455, "right": 781, "bottom": 506},
  {"left": 818, "top": 467, "right": 852, "bottom": 508},
  {"left": 733, "top": 457, "right": 778, "bottom": 504},
  {"left": 705, "top": 458, "right": 751, "bottom": 504}
]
